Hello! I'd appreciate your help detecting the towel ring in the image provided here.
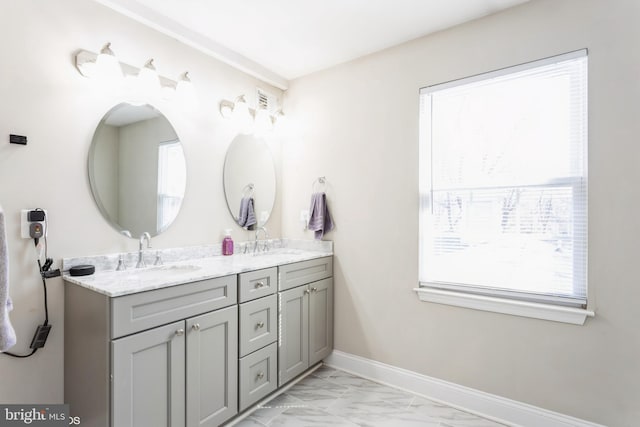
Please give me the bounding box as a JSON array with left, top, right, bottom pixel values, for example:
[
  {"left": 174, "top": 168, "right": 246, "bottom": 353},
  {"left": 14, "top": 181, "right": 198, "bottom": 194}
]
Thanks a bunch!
[
  {"left": 242, "top": 183, "right": 255, "bottom": 198},
  {"left": 312, "top": 176, "right": 326, "bottom": 193}
]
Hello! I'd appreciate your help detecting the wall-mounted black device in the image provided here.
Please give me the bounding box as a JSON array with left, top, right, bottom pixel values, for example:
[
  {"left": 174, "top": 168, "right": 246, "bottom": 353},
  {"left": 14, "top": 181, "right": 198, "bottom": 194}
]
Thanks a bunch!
[
  {"left": 30, "top": 324, "right": 51, "bottom": 349},
  {"left": 9, "top": 134, "right": 27, "bottom": 145},
  {"left": 27, "top": 210, "right": 45, "bottom": 222}
]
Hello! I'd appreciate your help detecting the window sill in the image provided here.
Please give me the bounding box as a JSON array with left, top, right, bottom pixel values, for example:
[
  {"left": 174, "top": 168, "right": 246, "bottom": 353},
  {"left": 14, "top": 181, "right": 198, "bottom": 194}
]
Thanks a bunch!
[{"left": 413, "top": 287, "right": 594, "bottom": 325}]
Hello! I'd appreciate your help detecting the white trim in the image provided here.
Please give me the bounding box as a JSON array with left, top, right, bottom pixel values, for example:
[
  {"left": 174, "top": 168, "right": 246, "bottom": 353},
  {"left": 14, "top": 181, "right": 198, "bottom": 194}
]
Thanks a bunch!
[
  {"left": 92, "top": 0, "right": 289, "bottom": 90},
  {"left": 325, "top": 350, "right": 606, "bottom": 427},
  {"left": 414, "top": 287, "right": 594, "bottom": 325}
]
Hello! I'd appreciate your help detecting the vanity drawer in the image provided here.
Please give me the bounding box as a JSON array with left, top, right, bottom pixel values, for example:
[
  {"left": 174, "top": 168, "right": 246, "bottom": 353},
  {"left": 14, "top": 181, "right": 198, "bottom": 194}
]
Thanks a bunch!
[
  {"left": 239, "top": 267, "right": 277, "bottom": 303},
  {"left": 278, "top": 257, "right": 333, "bottom": 291},
  {"left": 239, "top": 294, "right": 277, "bottom": 357},
  {"left": 111, "top": 275, "right": 237, "bottom": 338},
  {"left": 239, "top": 342, "right": 277, "bottom": 411}
]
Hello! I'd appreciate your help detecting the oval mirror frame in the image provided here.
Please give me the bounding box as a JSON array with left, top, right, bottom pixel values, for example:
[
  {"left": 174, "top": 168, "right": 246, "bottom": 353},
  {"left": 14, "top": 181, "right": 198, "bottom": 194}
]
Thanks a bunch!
[
  {"left": 223, "top": 134, "right": 276, "bottom": 229},
  {"left": 88, "top": 103, "right": 187, "bottom": 238}
]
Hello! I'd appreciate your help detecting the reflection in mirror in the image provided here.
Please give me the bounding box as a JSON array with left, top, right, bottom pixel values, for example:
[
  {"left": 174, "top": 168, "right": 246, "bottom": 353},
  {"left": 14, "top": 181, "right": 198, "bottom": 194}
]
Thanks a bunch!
[
  {"left": 223, "top": 135, "right": 276, "bottom": 229},
  {"left": 88, "top": 103, "right": 186, "bottom": 237}
]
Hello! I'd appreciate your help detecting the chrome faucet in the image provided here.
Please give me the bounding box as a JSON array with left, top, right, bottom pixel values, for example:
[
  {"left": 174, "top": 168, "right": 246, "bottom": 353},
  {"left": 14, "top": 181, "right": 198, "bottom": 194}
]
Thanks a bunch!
[
  {"left": 253, "top": 227, "right": 269, "bottom": 254},
  {"left": 136, "top": 232, "right": 152, "bottom": 268}
]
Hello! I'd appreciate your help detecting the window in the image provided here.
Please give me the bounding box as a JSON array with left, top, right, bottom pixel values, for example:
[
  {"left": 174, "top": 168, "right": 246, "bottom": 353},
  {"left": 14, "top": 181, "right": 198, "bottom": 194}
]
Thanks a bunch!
[
  {"left": 418, "top": 50, "right": 589, "bottom": 322},
  {"left": 157, "top": 140, "right": 186, "bottom": 233}
]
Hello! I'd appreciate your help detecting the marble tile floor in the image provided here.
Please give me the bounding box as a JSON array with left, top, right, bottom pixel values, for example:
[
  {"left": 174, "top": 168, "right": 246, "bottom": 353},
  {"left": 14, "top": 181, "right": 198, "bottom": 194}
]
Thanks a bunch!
[{"left": 231, "top": 365, "right": 509, "bottom": 427}]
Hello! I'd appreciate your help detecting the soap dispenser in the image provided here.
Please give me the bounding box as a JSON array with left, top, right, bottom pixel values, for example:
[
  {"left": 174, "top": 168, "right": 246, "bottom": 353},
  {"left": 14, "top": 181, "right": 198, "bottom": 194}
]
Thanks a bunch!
[{"left": 222, "top": 229, "right": 234, "bottom": 256}]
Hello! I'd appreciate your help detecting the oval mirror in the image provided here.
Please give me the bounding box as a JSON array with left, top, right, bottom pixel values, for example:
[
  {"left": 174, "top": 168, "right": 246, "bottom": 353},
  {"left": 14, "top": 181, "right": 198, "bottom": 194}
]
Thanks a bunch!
[
  {"left": 223, "top": 135, "right": 276, "bottom": 229},
  {"left": 88, "top": 103, "right": 186, "bottom": 238}
]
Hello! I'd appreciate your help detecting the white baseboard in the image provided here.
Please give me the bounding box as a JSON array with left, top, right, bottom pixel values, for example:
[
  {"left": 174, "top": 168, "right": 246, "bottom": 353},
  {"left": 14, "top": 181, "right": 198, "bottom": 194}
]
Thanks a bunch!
[{"left": 324, "top": 350, "right": 605, "bottom": 427}]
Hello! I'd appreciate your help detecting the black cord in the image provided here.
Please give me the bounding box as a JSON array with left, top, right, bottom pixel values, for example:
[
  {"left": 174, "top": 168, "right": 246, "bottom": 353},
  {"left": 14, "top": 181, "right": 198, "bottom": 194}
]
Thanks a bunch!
[
  {"left": 2, "top": 348, "right": 37, "bottom": 358},
  {"left": 1, "top": 243, "right": 49, "bottom": 359}
]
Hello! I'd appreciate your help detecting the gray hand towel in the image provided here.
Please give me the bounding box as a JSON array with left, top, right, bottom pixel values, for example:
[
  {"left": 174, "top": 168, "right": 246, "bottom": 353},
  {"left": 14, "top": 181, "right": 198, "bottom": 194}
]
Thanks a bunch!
[
  {"left": 0, "top": 205, "right": 17, "bottom": 352},
  {"left": 308, "top": 192, "right": 334, "bottom": 240},
  {"left": 237, "top": 197, "right": 257, "bottom": 230}
]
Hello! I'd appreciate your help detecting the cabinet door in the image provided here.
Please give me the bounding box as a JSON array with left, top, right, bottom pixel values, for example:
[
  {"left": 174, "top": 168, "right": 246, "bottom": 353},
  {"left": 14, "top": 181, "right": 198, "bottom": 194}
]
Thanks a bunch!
[
  {"left": 112, "top": 320, "right": 186, "bottom": 427},
  {"left": 186, "top": 306, "right": 238, "bottom": 427},
  {"left": 309, "top": 278, "right": 334, "bottom": 366},
  {"left": 278, "top": 285, "right": 309, "bottom": 386}
]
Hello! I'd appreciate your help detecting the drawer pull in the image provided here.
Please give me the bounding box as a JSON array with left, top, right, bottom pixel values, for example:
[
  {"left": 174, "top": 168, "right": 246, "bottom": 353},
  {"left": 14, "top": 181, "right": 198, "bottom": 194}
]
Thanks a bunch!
[
  {"left": 175, "top": 328, "right": 185, "bottom": 336},
  {"left": 191, "top": 323, "right": 200, "bottom": 331},
  {"left": 255, "top": 281, "right": 266, "bottom": 289},
  {"left": 256, "top": 372, "right": 265, "bottom": 380},
  {"left": 256, "top": 321, "right": 265, "bottom": 329}
]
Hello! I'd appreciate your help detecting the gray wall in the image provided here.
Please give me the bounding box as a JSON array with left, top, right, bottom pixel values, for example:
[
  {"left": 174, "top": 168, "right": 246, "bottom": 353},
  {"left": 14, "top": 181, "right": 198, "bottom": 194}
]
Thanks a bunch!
[
  {"left": 90, "top": 123, "right": 119, "bottom": 222},
  {"left": 0, "top": 0, "right": 283, "bottom": 404},
  {"left": 118, "top": 116, "right": 176, "bottom": 236},
  {"left": 282, "top": 0, "right": 639, "bottom": 425}
]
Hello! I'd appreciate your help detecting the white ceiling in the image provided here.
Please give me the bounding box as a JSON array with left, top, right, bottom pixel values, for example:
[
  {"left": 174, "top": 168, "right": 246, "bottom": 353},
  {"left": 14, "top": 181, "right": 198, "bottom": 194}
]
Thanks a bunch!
[{"left": 94, "top": 0, "right": 529, "bottom": 89}]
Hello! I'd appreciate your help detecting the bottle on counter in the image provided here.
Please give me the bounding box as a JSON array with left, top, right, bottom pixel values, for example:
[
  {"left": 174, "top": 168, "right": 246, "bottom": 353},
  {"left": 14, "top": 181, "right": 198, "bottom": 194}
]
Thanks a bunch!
[{"left": 222, "top": 229, "right": 234, "bottom": 256}]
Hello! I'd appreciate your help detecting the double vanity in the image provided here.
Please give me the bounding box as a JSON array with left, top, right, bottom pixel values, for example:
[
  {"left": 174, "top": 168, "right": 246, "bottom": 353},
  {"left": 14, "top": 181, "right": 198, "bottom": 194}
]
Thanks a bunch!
[
  {"left": 71, "top": 95, "right": 324, "bottom": 427},
  {"left": 63, "top": 240, "right": 333, "bottom": 427}
]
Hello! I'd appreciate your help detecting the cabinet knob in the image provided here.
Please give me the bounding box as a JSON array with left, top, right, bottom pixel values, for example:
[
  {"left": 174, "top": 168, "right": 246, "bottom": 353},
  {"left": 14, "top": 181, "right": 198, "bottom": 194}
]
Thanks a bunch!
[
  {"left": 255, "top": 281, "right": 265, "bottom": 289},
  {"left": 256, "top": 321, "right": 265, "bottom": 329},
  {"left": 311, "top": 287, "right": 318, "bottom": 292},
  {"left": 175, "top": 329, "right": 185, "bottom": 336},
  {"left": 256, "top": 372, "right": 265, "bottom": 380},
  {"left": 304, "top": 289, "right": 311, "bottom": 295},
  {"left": 191, "top": 323, "right": 200, "bottom": 331}
]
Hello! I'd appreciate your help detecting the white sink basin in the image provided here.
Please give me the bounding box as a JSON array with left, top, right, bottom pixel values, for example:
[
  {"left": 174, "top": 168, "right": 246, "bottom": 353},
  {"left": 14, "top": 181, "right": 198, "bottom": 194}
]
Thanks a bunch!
[
  {"left": 124, "top": 263, "right": 202, "bottom": 279},
  {"left": 150, "top": 264, "right": 202, "bottom": 273}
]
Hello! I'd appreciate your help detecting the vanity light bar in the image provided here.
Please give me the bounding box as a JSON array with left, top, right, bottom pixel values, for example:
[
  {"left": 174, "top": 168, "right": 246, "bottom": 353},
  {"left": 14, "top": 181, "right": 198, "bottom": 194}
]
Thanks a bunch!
[
  {"left": 218, "top": 97, "right": 283, "bottom": 123},
  {"left": 74, "top": 48, "right": 182, "bottom": 89}
]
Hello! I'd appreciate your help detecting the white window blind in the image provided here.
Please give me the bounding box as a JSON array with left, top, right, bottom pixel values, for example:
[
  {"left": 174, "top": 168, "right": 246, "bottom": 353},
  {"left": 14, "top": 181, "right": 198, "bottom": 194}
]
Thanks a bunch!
[{"left": 419, "top": 50, "right": 588, "bottom": 308}]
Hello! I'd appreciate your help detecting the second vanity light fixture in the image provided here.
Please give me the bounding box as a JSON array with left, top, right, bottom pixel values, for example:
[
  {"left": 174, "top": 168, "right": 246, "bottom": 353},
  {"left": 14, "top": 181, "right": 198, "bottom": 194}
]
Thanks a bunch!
[
  {"left": 74, "top": 43, "right": 196, "bottom": 106},
  {"left": 219, "top": 93, "right": 285, "bottom": 136}
]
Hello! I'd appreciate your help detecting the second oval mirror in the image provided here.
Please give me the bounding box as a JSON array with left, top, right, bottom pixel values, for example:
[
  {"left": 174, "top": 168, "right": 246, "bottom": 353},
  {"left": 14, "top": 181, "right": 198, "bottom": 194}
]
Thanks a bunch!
[
  {"left": 88, "top": 103, "right": 187, "bottom": 238},
  {"left": 223, "top": 135, "right": 276, "bottom": 229}
]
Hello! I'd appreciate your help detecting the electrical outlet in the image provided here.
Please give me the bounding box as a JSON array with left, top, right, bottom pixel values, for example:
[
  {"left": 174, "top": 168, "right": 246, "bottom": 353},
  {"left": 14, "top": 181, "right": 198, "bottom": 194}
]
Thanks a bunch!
[
  {"left": 21, "top": 209, "right": 47, "bottom": 239},
  {"left": 300, "top": 210, "right": 310, "bottom": 230}
]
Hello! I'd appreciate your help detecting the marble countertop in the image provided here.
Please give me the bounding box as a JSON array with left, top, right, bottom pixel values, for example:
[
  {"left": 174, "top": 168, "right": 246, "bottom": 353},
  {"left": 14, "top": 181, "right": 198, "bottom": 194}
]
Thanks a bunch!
[{"left": 62, "top": 240, "right": 332, "bottom": 298}]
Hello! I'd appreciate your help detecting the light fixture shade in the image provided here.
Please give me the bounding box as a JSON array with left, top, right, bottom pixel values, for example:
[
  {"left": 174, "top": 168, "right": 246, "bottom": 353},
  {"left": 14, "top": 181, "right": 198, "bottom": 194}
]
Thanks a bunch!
[
  {"left": 137, "top": 59, "right": 161, "bottom": 99},
  {"left": 254, "top": 106, "right": 273, "bottom": 137},
  {"left": 95, "top": 43, "right": 123, "bottom": 84},
  {"left": 231, "top": 96, "right": 253, "bottom": 135}
]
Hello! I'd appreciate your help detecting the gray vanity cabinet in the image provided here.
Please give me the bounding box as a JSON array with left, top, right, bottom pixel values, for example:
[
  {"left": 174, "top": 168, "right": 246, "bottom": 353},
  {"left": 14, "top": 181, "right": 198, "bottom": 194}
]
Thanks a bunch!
[
  {"left": 278, "top": 285, "right": 309, "bottom": 384},
  {"left": 65, "top": 254, "right": 333, "bottom": 427},
  {"left": 308, "top": 278, "right": 334, "bottom": 366},
  {"left": 186, "top": 306, "right": 238, "bottom": 427},
  {"left": 65, "top": 275, "right": 238, "bottom": 427},
  {"left": 111, "top": 307, "right": 238, "bottom": 427},
  {"left": 111, "top": 320, "right": 186, "bottom": 427},
  {"left": 278, "top": 257, "right": 334, "bottom": 386}
]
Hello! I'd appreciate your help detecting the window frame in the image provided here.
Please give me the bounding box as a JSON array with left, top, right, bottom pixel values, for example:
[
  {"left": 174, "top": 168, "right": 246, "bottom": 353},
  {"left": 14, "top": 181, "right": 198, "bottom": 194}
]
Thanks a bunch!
[{"left": 415, "top": 50, "right": 593, "bottom": 324}]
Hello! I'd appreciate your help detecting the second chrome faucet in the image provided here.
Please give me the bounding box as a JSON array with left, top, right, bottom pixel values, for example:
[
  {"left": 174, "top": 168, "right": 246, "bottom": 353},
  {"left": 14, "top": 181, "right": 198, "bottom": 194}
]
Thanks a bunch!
[{"left": 136, "top": 232, "right": 152, "bottom": 268}]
